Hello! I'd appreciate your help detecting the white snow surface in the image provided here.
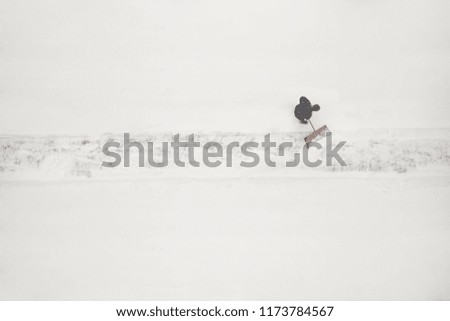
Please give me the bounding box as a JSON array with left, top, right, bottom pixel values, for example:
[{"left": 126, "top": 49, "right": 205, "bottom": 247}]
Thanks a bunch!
[
  {"left": 0, "top": 129, "right": 449, "bottom": 300},
  {"left": 1, "top": 128, "right": 449, "bottom": 180}
]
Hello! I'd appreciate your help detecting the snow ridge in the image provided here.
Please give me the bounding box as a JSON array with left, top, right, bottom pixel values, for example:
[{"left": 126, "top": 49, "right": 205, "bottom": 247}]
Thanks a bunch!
[{"left": 1, "top": 129, "right": 449, "bottom": 180}]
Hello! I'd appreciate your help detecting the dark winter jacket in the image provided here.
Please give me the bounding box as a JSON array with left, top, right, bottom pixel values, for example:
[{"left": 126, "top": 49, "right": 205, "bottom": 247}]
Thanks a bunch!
[{"left": 294, "top": 96, "right": 320, "bottom": 123}]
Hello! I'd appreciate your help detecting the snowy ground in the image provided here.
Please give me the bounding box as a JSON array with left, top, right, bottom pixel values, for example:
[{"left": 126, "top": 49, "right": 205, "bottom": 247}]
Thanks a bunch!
[
  {"left": 0, "top": 130, "right": 449, "bottom": 300},
  {"left": 1, "top": 129, "right": 450, "bottom": 179}
]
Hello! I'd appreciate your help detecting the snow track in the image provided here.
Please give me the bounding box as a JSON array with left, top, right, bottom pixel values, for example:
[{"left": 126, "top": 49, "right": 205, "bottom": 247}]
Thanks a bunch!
[{"left": 1, "top": 129, "right": 449, "bottom": 180}]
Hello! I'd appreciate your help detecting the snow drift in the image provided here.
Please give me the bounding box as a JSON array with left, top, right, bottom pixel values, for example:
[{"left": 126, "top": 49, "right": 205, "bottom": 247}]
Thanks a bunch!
[{"left": 1, "top": 129, "right": 449, "bottom": 180}]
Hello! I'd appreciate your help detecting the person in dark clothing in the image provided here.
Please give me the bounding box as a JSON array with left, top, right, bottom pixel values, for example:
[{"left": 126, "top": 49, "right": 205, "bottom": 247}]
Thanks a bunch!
[{"left": 294, "top": 96, "right": 320, "bottom": 124}]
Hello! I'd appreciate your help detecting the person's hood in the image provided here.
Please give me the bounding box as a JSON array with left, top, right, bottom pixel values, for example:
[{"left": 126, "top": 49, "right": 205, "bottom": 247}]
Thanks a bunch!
[{"left": 300, "top": 96, "right": 311, "bottom": 105}]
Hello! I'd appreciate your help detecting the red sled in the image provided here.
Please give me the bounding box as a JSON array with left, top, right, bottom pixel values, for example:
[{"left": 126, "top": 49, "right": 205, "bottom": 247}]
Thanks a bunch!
[{"left": 304, "top": 120, "right": 329, "bottom": 148}]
